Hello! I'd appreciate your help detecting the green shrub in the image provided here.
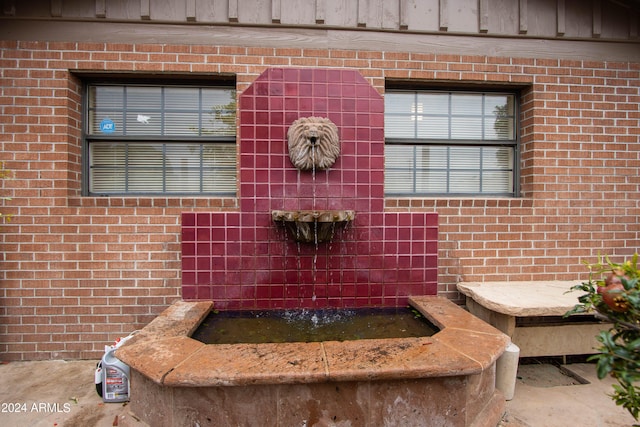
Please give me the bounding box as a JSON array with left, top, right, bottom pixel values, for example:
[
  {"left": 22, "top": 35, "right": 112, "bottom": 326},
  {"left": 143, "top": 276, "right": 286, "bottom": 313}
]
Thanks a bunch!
[{"left": 568, "top": 253, "right": 640, "bottom": 420}]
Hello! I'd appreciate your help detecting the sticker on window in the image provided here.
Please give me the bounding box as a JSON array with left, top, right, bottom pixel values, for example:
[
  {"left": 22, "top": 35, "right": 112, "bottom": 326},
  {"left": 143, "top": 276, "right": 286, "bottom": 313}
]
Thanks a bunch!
[{"left": 99, "top": 118, "right": 116, "bottom": 133}]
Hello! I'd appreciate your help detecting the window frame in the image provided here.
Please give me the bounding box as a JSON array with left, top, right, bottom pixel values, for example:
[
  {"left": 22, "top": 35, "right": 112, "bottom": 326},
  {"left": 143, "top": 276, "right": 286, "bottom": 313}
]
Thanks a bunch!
[
  {"left": 81, "top": 76, "right": 237, "bottom": 197},
  {"left": 384, "top": 85, "right": 521, "bottom": 198}
]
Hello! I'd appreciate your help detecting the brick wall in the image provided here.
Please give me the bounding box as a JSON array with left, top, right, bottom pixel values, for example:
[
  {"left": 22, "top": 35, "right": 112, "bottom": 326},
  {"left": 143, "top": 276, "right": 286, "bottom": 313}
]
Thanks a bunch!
[{"left": 0, "top": 40, "right": 638, "bottom": 360}]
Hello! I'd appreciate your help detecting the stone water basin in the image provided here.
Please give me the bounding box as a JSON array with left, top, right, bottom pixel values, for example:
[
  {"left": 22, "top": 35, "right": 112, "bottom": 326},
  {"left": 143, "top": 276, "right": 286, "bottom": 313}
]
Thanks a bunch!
[{"left": 116, "top": 296, "right": 509, "bottom": 426}]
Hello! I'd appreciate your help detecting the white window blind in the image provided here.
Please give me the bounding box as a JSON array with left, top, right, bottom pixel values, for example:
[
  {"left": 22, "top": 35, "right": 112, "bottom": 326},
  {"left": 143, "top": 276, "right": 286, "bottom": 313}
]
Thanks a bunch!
[
  {"left": 385, "top": 90, "right": 517, "bottom": 196},
  {"left": 86, "top": 84, "right": 236, "bottom": 195}
]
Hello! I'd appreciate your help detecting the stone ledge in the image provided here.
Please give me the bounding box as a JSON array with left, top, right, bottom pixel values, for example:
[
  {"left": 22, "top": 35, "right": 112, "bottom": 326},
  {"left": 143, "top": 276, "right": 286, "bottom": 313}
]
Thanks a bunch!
[{"left": 456, "top": 281, "right": 583, "bottom": 317}]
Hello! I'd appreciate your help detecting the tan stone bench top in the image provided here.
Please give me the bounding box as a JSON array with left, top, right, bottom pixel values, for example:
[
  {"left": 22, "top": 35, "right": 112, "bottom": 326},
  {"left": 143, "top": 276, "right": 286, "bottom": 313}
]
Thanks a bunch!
[{"left": 456, "top": 281, "right": 584, "bottom": 317}]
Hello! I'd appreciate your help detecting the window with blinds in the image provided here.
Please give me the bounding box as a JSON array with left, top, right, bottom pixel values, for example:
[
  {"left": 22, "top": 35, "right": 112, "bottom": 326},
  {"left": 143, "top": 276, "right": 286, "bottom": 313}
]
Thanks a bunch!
[
  {"left": 384, "top": 90, "right": 518, "bottom": 196},
  {"left": 85, "top": 84, "right": 236, "bottom": 196}
]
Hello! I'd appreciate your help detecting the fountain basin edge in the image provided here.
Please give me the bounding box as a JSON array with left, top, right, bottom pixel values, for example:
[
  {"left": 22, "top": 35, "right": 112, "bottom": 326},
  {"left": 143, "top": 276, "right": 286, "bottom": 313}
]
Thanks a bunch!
[{"left": 117, "top": 297, "right": 510, "bottom": 426}]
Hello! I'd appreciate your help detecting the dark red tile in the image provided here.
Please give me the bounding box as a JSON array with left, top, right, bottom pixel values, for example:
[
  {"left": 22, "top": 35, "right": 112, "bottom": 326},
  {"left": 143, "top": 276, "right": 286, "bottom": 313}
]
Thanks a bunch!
[
  {"left": 342, "top": 84, "right": 356, "bottom": 97},
  {"left": 254, "top": 81, "right": 269, "bottom": 95},
  {"left": 313, "top": 68, "right": 327, "bottom": 82},
  {"left": 383, "top": 240, "right": 397, "bottom": 253},
  {"left": 371, "top": 167, "right": 384, "bottom": 181},
  {"left": 256, "top": 111, "right": 269, "bottom": 124},
  {"left": 255, "top": 125, "right": 269, "bottom": 140},
  {"left": 196, "top": 213, "right": 211, "bottom": 226},
  {"left": 196, "top": 242, "right": 210, "bottom": 256},
  {"left": 211, "top": 229, "right": 225, "bottom": 241},
  {"left": 241, "top": 285, "right": 256, "bottom": 299},
  {"left": 285, "top": 270, "right": 298, "bottom": 283},
  {"left": 269, "top": 82, "right": 284, "bottom": 96},
  {"left": 212, "top": 257, "right": 224, "bottom": 270},
  {"left": 211, "top": 286, "right": 226, "bottom": 300},
  {"left": 182, "top": 256, "right": 196, "bottom": 271},
  {"left": 211, "top": 214, "right": 225, "bottom": 226},
  {"left": 197, "top": 256, "right": 211, "bottom": 270},
  {"left": 224, "top": 271, "right": 241, "bottom": 285},
  {"left": 196, "top": 228, "right": 210, "bottom": 241},
  {"left": 181, "top": 68, "right": 438, "bottom": 308},
  {"left": 182, "top": 213, "right": 196, "bottom": 227},
  {"left": 368, "top": 270, "right": 382, "bottom": 287},
  {"left": 426, "top": 255, "right": 438, "bottom": 269},
  {"left": 312, "top": 97, "right": 327, "bottom": 111},
  {"left": 397, "top": 238, "right": 411, "bottom": 251},
  {"left": 384, "top": 268, "right": 399, "bottom": 282},
  {"left": 271, "top": 111, "right": 284, "bottom": 125},
  {"left": 270, "top": 285, "right": 284, "bottom": 298},
  {"left": 270, "top": 97, "right": 283, "bottom": 110},
  {"left": 240, "top": 111, "right": 254, "bottom": 125},
  {"left": 299, "top": 83, "right": 312, "bottom": 96},
  {"left": 326, "top": 100, "right": 341, "bottom": 115},
  {"left": 270, "top": 68, "right": 284, "bottom": 80},
  {"left": 355, "top": 84, "right": 372, "bottom": 97},
  {"left": 182, "top": 227, "right": 195, "bottom": 242},
  {"left": 284, "top": 68, "right": 299, "bottom": 81},
  {"left": 423, "top": 238, "right": 435, "bottom": 253},
  {"left": 342, "top": 270, "right": 356, "bottom": 283},
  {"left": 197, "top": 286, "right": 212, "bottom": 300},
  {"left": 342, "top": 98, "right": 356, "bottom": 112},
  {"left": 240, "top": 153, "right": 254, "bottom": 168},
  {"left": 427, "top": 213, "right": 438, "bottom": 225},
  {"left": 356, "top": 156, "right": 370, "bottom": 169},
  {"left": 426, "top": 268, "right": 438, "bottom": 282},
  {"left": 255, "top": 96, "right": 269, "bottom": 110},
  {"left": 226, "top": 256, "right": 241, "bottom": 270},
  {"left": 196, "top": 271, "right": 210, "bottom": 285},
  {"left": 239, "top": 96, "right": 254, "bottom": 110},
  {"left": 284, "top": 97, "right": 299, "bottom": 110},
  {"left": 371, "top": 126, "right": 384, "bottom": 140},
  {"left": 299, "top": 68, "right": 313, "bottom": 81},
  {"left": 226, "top": 213, "right": 240, "bottom": 227},
  {"left": 181, "top": 285, "right": 196, "bottom": 299},
  {"left": 411, "top": 256, "right": 425, "bottom": 269},
  {"left": 356, "top": 127, "right": 371, "bottom": 141},
  {"left": 370, "top": 283, "right": 383, "bottom": 297}
]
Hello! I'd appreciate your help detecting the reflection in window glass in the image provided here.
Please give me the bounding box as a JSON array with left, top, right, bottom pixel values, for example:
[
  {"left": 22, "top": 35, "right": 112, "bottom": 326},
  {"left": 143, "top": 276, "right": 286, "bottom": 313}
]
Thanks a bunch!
[
  {"left": 385, "top": 90, "right": 517, "bottom": 196},
  {"left": 89, "top": 142, "right": 236, "bottom": 195},
  {"left": 86, "top": 83, "right": 236, "bottom": 195},
  {"left": 451, "top": 94, "right": 482, "bottom": 115},
  {"left": 419, "top": 93, "right": 449, "bottom": 115},
  {"left": 88, "top": 86, "right": 236, "bottom": 137}
]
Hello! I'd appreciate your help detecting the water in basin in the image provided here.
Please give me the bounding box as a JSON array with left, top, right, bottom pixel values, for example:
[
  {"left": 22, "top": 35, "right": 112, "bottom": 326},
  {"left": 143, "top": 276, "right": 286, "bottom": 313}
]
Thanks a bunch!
[{"left": 191, "top": 306, "right": 438, "bottom": 344}]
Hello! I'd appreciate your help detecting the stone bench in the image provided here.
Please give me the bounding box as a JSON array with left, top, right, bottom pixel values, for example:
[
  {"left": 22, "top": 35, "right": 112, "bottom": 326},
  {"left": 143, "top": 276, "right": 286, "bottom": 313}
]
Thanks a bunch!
[{"left": 457, "top": 281, "right": 610, "bottom": 358}]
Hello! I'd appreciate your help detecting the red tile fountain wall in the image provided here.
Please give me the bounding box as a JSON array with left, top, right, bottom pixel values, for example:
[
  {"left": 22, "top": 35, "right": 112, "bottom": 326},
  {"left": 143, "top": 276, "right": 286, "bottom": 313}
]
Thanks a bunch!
[{"left": 181, "top": 68, "right": 438, "bottom": 309}]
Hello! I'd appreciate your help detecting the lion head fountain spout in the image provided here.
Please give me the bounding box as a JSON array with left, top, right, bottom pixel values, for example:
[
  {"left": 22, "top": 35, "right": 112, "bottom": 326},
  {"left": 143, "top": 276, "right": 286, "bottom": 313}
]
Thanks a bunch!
[
  {"left": 274, "top": 116, "right": 352, "bottom": 244},
  {"left": 272, "top": 210, "right": 355, "bottom": 244},
  {"left": 287, "top": 117, "right": 340, "bottom": 171}
]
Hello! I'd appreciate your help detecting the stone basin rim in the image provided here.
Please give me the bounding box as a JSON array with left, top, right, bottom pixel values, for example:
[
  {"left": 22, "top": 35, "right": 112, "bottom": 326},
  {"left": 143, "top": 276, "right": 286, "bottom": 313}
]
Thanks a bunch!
[{"left": 115, "top": 296, "right": 510, "bottom": 388}]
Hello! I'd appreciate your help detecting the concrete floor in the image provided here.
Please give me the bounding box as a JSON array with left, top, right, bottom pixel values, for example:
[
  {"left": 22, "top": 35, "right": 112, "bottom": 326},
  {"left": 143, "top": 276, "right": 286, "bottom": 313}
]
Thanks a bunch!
[
  {"left": 500, "top": 362, "right": 637, "bottom": 427},
  {"left": 0, "top": 359, "right": 142, "bottom": 427},
  {"left": 0, "top": 359, "right": 636, "bottom": 427}
]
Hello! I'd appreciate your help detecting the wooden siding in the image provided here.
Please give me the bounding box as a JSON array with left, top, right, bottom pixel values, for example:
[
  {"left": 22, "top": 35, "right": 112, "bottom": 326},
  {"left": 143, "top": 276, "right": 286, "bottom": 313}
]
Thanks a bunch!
[{"left": 2, "top": 0, "right": 639, "bottom": 41}]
